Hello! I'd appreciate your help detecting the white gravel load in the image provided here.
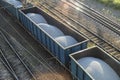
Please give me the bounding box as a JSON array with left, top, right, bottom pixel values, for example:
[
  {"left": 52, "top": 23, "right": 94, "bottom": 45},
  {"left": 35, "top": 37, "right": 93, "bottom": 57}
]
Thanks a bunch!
[
  {"left": 5, "top": 0, "right": 23, "bottom": 8},
  {"left": 55, "top": 36, "right": 78, "bottom": 47},
  {"left": 12, "top": 0, "right": 22, "bottom": 8},
  {"left": 4, "top": 0, "right": 16, "bottom": 3},
  {"left": 39, "top": 23, "right": 64, "bottom": 38},
  {"left": 26, "top": 13, "right": 47, "bottom": 24},
  {"left": 78, "top": 57, "right": 120, "bottom": 80}
]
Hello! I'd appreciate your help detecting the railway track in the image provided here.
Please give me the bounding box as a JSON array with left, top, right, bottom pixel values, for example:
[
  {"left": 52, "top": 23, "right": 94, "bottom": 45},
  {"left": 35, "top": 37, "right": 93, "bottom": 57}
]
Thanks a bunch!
[
  {"left": 57, "top": 0, "right": 120, "bottom": 49},
  {"left": 64, "top": 0, "right": 120, "bottom": 35},
  {"left": 0, "top": 30, "right": 36, "bottom": 80},
  {"left": 0, "top": 7, "right": 72, "bottom": 79},
  {"left": 0, "top": 27, "right": 73, "bottom": 80},
  {"left": 37, "top": 0, "right": 120, "bottom": 61},
  {"left": 42, "top": 0, "right": 120, "bottom": 49},
  {"left": 0, "top": 56, "right": 15, "bottom": 80},
  {"left": 70, "top": 0, "right": 120, "bottom": 31},
  {"left": 0, "top": 49, "right": 19, "bottom": 80},
  {"left": 0, "top": 1, "right": 119, "bottom": 79}
]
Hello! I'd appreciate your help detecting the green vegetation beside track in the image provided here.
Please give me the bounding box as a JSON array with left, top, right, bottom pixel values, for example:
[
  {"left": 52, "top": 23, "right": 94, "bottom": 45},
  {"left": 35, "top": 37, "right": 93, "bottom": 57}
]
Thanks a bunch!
[{"left": 97, "top": 0, "right": 120, "bottom": 9}]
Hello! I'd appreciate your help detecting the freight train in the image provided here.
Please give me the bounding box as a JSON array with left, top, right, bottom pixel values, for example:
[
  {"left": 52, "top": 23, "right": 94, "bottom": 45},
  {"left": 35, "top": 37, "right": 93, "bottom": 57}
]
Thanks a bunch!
[{"left": 0, "top": 0, "right": 119, "bottom": 80}]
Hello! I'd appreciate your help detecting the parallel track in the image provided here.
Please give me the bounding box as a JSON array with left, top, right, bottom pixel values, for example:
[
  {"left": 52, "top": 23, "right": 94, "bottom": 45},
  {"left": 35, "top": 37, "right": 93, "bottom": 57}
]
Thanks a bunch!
[
  {"left": 0, "top": 56, "right": 15, "bottom": 80},
  {"left": 0, "top": 26, "right": 73, "bottom": 80},
  {"left": 46, "top": 0, "right": 120, "bottom": 49},
  {"left": 37, "top": 1, "right": 120, "bottom": 61},
  {"left": 0, "top": 1, "right": 119, "bottom": 79},
  {"left": 70, "top": 0, "right": 120, "bottom": 31},
  {"left": 0, "top": 49, "right": 19, "bottom": 80},
  {"left": 0, "top": 30, "right": 36, "bottom": 80},
  {"left": 0, "top": 7, "right": 72, "bottom": 79}
]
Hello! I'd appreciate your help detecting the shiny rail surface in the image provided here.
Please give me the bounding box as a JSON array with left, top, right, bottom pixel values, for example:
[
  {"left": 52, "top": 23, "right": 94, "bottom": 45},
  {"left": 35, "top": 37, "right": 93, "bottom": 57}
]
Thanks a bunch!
[
  {"left": 0, "top": 49, "right": 19, "bottom": 80},
  {"left": 39, "top": 0, "right": 120, "bottom": 48},
  {"left": 0, "top": 30, "right": 36, "bottom": 80},
  {"left": 0, "top": 54, "right": 17, "bottom": 80},
  {"left": 71, "top": 0, "right": 120, "bottom": 30},
  {"left": 35, "top": 0, "right": 120, "bottom": 61}
]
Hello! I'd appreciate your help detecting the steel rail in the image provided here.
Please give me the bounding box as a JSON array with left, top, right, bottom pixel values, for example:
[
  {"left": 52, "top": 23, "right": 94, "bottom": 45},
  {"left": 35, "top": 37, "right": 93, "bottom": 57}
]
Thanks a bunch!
[
  {"left": 0, "top": 49, "right": 19, "bottom": 80},
  {"left": 0, "top": 30, "right": 37, "bottom": 80},
  {"left": 67, "top": 0, "right": 120, "bottom": 35},
  {"left": 37, "top": 1, "right": 120, "bottom": 61}
]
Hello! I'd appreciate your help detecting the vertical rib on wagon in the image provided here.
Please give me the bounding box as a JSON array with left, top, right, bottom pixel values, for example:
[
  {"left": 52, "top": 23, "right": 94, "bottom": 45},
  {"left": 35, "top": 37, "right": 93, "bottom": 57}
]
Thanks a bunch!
[
  {"left": 0, "top": 0, "right": 23, "bottom": 19},
  {"left": 69, "top": 46, "right": 120, "bottom": 80},
  {"left": 18, "top": 7, "right": 89, "bottom": 66}
]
